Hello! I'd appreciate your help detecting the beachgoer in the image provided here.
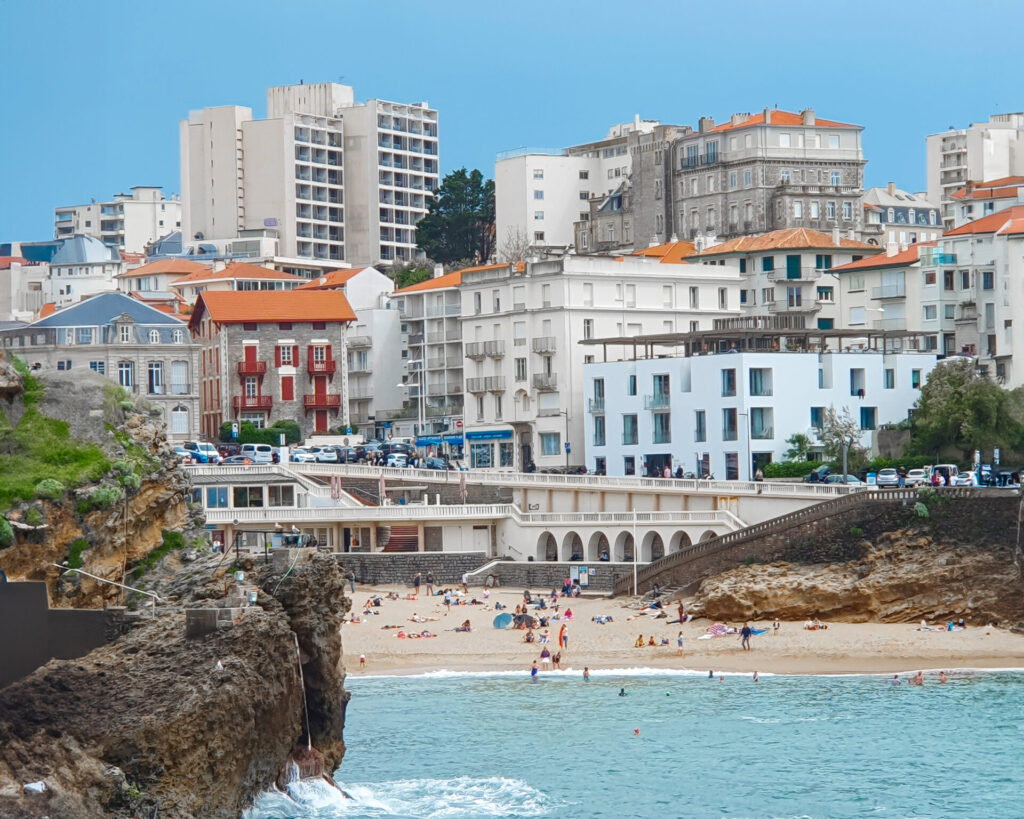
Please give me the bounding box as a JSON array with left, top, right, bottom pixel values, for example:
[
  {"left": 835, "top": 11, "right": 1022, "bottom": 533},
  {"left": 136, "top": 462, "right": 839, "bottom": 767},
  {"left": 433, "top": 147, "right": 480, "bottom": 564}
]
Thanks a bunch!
[
  {"left": 559, "top": 625, "right": 568, "bottom": 650},
  {"left": 773, "top": 619, "right": 780, "bottom": 637},
  {"left": 359, "top": 654, "right": 366, "bottom": 668},
  {"left": 634, "top": 634, "right": 644, "bottom": 648},
  {"left": 552, "top": 651, "right": 561, "bottom": 669},
  {"left": 740, "top": 622, "right": 752, "bottom": 651},
  {"left": 462, "top": 573, "right": 469, "bottom": 594},
  {"left": 413, "top": 572, "right": 421, "bottom": 595},
  {"left": 677, "top": 602, "right": 685, "bottom": 623},
  {"left": 531, "top": 661, "right": 538, "bottom": 682},
  {"left": 346, "top": 569, "right": 355, "bottom": 593},
  {"left": 939, "top": 671, "right": 947, "bottom": 683},
  {"left": 708, "top": 670, "right": 714, "bottom": 679},
  {"left": 891, "top": 675, "right": 901, "bottom": 686},
  {"left": 647, "top": 636, "right": 656, "bottom": 647},
  {"left": 634, "top": 727, "right": 641, "bottom": 737},
  {"left": 718, "top": 676, "right": 724, "bottom": 683},
  {"left": 676, "top": 632, "right": 684, "bottom": 656},
  {"left": 583, "top": 667, "right": 590, "bottom": 681},
  {"left": 540, "top": 646, "right": 551, "bottom": 667},
  {"left": 524, "top": 630, "right": 535, "bottom": 644},
  {"left": 752, "top": 671, "right": 759, "bottom": 682},
  {"left": 444, "top": 590, "right": 452, "bottom": 614},
  {"left": 618, "top": 687, "right": 626, "bottom": 696},
  {"left": 426, "top": 571, "right": 434, "bottom": 597}
]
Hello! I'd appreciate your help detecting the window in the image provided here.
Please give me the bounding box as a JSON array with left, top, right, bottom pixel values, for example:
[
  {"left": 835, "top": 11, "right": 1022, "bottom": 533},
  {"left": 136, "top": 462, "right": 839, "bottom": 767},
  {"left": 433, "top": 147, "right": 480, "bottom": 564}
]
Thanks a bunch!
[
  {"left": 89, "top": 361, "right": 105, "bottom": 375},
  {"left": 689, "top": 286, "right": 699, "bottom": 308},
  {"left": 499, "top": 443, "right": 514, "bottom": 467},
  {"left": 911, "top": 369, "right": 921, "bottom": 389},
  {"left": 533, "top": 190, "right": 544, "bottom": 200},
  {"left": 243, "top": 322, "right": 258, "bottom": 331},
  {"left": 540, "top": 432, "right": 560, "bottom": 456},
  {"left": 779, "top": 133, "right": 791, "bottom": 148},
  {"left": 56, "top": 360, "right": 71, "bottom": 371},
  {"left": 761, "top": 256, "right": 774, "bottom": 272},
  {"left": 278, "top": 345, "right": 294, "bottom": 366},
  {"left": 750, "top": 407, "right": 773, "bottom": 439},
  {"left": 534, "top": 232, "right": 545, "bottom": 242},
  {"left": 830, "top": 171, "right": 840, "bottom": 186},
  {"left": 694, "top": 410, "right": 706, "bottom": 442},
  {"left": 729, "top": 171, "right": 737, "bottom": 189},
  {"left": 593, "top": 416, "right": 606, "bottom": 447},
  {"left": 534, "top": 211, "right": 544, "bottom": 220},
  {"left": 721, "top": 369, "right": 736, "bottom": 397},
  {"left": 118, "top": 361, "right": 133, "bottom": 387},
  {"left": 624, "top": 284, "right": 636, "bottom": 308},
  {"left": 119, "top": 325, "right": 131, "bottom": 343},
  {"left": 622, "top": 414, "right": 638, "bottom": 445},
  {"left": 815, "top": 254, "right": 833, "bottom": 270},
  {"left": 923, "top": 305, "right": 937, "bottom": 320},
  {"left": 473, "top": 292, "right": 482, "bottom": 314},
  {"left": 469, "top": 442, "right": 492, "bottom": 469},
  {"left": 828, "top": 134, "right": 840, "bottom": 149},
  {"left": 816, "top": 286, "right": 834, "bottom": 302},
  {"left": 170, "top": 405, "right": 188, "bottom": 435},
  {"left": 884, "top": 368, "right": 895, "bottom": 389},
  {"left": 173, "top": 329, "right": 183, "bottom": 344},
  {"left": 515, "top": 358, "right": 527, "bottom": 381},
  {"left": 533, "top": 169, "right": 544, "bottom": 179},
  {"left": 718, "top": 287, "right": 727, "bottom": 309},
  {"left": 278, "top": 322, "right": 293, "bottom": 331},
  {"left": 705, "top": 141, "right": 717, "bottom": 163},
  {"left": 780, "top": 169, "right": 790, "bottom": 184},
  {"left": 624, "top": 456, "right": 635, "bottom": 475},
  {"left": 739, "top": 259, "right": 747, "bottom": 273},
  {"left": 744, "top": 170, "right": 751, "bottom": 187},
  {"left": 268, "top": 485, "right": 295, "bottom": 507},
  {"left": 579, "top": 170, "right": 589, "bottom": 180},
  {"left": 579, "top": 191, "right": 589, "bottom": 201},
  {"left": 826, "top": 201, "right": 836, "bottom": 219},
  {"left": 76, "top": 327, "right": 92, "bottom": 345},
  {"left": 848, "top": 273, "right": 864, "bottom": 292},
  {"left": 810, "top": 406, "right": 824, "bottom": 430},
  {"left": 749, "top": 368, "right": 772, "bottom": 396},
  {"left": 583, "top": 318, "right": 594, "bottom": 339},
  {"left": 944, "top": 304, "right": 955, "bottom": 319},
  {"left": 233, "top": 486, "right": 264, "bottom": 508},
  {"left": 148, "top": 329, "right": 160, "bottom": 344},
  {"left": 810, "top": 201, "right": 820, "bottom": 218},
  {"left": 206, "top": 487, "right": 229, "bottom": 508},
  {"left": 147, "top": 362, "right": 163, "bottom": 394},
  {"left": 627, "top": 374, "right": 636, "bottom": 396},
  {"left": 860, "top": 407, "right": 877, "bottom": 430},
  {"left": 943, "top": 270, "right": 954, "bottom": 291},
  {"left": 652, "top": 412, "right": 671, "bottom": 444},
  {"left": 475, "top": 395, "right": 484, "bottom": 421},
  {"left": 981, "top": 271, "right": 994, "bottom": 290},
  {"left": 495, "top": 394, "right": 503, "bottom": 420},
  {"left": 722, "top": 408, "right": 738, "bottom": 441},
  {"left": 793, "top": 201, "right": 803, "bottom": 218},
  {"left": 843, "top": 202, "right": 852, "bottom": 219},
  {"left": 492, "top": 289, "right": 501, "bottom": 312}
]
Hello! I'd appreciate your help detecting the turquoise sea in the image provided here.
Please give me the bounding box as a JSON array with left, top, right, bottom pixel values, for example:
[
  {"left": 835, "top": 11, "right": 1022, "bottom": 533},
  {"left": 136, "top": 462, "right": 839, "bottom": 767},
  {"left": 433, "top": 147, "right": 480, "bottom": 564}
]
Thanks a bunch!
[{"left": 249, "top": 669, "right": 1024, "bottom": 819}]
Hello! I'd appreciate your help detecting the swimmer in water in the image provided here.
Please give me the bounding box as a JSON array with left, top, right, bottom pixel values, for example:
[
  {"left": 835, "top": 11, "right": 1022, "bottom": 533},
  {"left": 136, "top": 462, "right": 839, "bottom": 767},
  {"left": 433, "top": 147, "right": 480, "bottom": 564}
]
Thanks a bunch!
[
  {"left": 618, "top": 687, "right": 626, "bottom": 696},
  {"left": 753, "top": 671, "right": 759, "bottom": 682},
  {"left": 583, "top": 667, "right": 590, "bottom": 681},
  {"left": 939, "top": 671, "right": 947, "bottom": 683},
  {"left": 530, "top": 660, "right": 538, "bottom": 682},
  {"left": 708, "top": 669, "right": 714, "bottom": 679},
  {"left": 891, "top": 675, "right": 901, "bottom": 686},
  {"left": 633, "top": 728, "right": 640, "bottom": 737}
]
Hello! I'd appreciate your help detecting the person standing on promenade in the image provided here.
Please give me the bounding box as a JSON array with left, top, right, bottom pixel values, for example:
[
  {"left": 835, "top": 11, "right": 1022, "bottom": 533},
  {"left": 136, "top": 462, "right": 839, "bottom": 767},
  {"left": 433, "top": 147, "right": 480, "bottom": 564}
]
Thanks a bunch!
[
  {"left": 740, "top": 622, "right": 752, "bottom": 651},
  {"left": 413, "top": 572, "right": 421, "bottom": 597},
  {"left": 426, "top": 571, "right": 434, "bottom": 597}
]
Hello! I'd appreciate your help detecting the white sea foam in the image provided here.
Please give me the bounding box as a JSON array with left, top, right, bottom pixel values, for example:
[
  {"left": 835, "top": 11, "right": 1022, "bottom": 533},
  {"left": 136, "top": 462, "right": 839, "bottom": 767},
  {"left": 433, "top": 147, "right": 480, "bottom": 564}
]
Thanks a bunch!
[{"left": 247, "top": 775, "right": 558, "bottom": 818}]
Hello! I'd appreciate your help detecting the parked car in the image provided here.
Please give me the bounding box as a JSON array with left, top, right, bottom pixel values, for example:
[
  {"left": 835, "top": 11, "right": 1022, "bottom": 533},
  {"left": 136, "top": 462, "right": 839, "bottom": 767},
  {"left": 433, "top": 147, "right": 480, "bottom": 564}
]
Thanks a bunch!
[
  {"left": 182, "top": 441, "right": 222, "bottom": 464},
  {"left": 382, "top": 442, "right": 413, "bottom": 457},
  {"left": 240, "top": 443, "right": 274, "bottom": 464},
  {"left": 222, "top": 455, "right": 254, "bottom": 465},
  {"left": 802, "top": 464, "right": 831, "bottom": 483},
  {"left": 953, "top": 470, "right": 978, "bottom": 487},
  {"left": 290, "top": 447, "right": 318, "bottom": 463},
  {"left": 217, "top": 443, "right": 242, "bottom": 459},
  {"left": 423, "top": 457, "right": 453, "bottom": 470},
  {"left": 875, "top": 468, "right": 900, "bottom": 488},
  {"left": 173, "top": 446, "right": 194, "bottom": 464},
  {"left": 386, "top": 452, "right": 409, "bottom": 468},
  {"left": 927, "top": 464, "right": 960, "bottom": 485},
  {"left": 905, "top": 468, "right": 926, "bottom": 486},
  {"left": 310, "top": 446, "right": 339, "bottom": 463},
  {"left": 824, "top": 473, "right": 864, "bottom": 485}
]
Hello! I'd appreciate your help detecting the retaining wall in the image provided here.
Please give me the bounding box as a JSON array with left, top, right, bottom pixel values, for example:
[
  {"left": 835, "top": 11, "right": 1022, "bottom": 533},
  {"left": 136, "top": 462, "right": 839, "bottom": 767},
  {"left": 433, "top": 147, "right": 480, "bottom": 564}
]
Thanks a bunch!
[{"left": 335, "top": 551, "right": 490, "bottom": 585}]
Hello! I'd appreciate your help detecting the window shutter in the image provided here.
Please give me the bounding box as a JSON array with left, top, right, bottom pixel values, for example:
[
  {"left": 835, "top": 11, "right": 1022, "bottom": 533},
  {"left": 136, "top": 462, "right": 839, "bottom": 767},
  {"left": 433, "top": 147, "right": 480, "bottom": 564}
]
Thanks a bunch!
[
  {"left": 274, "top": 346, "right": 281, "bottom": 367},
  {"left": 293, "top": 345, "right": 299, "bottom": 366},
  {"left": 281, "top": 376, "right": 294, "bottom": 401}
]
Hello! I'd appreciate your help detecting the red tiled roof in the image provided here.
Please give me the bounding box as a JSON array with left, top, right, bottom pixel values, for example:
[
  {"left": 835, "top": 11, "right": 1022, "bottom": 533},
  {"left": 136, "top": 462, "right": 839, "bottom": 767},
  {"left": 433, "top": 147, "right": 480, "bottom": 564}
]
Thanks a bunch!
[
  {"left": 0, "top": 256, "right": 29, "bottom": 269},
  {"left": 944, "top": 206, "right": 1024, "bottom": 236},
  {"left": 393, "top": 262, "right": 526, "bottom": 294},
  {"left": 829, "top": 242, "right": 933, "bottom": 272},
  {"left": 173, "top": 261, "right": 304, "bottom": 285},
  {"left": 631, "top": 240, "right": 697, "bottom": 265},
  {"left": 189, "top": 290, "right": 356, "bottom": 331},
  {"left": 689, "top": 228, "right": 878, "bottom": 257},
  {"left": 950, "top": 176, "right": 1024, "bottom": 201},
  {"left": 295, "top": 268, "right": 366, "bottom": 291},
  {"left": 120, "top": 258, "right": 210, "bottom": 278},
  {"left": 705, "top": 110, "right": 859, "bottom": 134}
]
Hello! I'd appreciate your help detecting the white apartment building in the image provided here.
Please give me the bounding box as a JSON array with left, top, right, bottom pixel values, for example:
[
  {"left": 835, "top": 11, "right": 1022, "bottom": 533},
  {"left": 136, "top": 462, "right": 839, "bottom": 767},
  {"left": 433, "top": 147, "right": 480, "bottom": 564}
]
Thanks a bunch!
[
  {"left": 583, "top": 336, "right": 937, "bottom": 479},
  {"left": 0, "top": 257, "right": 47, "bottom": 321},
  {"left": 457, "top": 255, "right": 742, "bottom": 471},
  {"left": 688, "top": 227, "right": 880, "bottom": 331},
  {"left": 44, "top": 235, "right": 125, "bottom": 308},
  {"left": 54, "top": 187, "right": 181, "bottom": 254},
  {"left": 389, "top": 268, "right": 468, "bottom": 439},
  {"left": 949, "top": 177, "right": 1024, "bottom": 227},
  {"left": 861, "top": 184, "right": 941, "bottom": 247},
  {"left": 295, "top": 267, "right": 404, "bottom": 432},
  {"left": 926, "top": 113, "right": 1024, "bottom": 230},
  {"left": 180, "top": 82, "right": 438, "bottom": 267},
  {"left": 494, "top": 117, "right": 658, "bottom": 254}
]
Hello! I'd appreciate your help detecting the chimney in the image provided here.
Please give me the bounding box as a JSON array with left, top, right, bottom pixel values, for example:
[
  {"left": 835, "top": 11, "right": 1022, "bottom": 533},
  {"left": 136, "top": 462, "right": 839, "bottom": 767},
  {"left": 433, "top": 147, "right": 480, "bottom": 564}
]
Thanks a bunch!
[
  {"left": 887, "top": 181, "right": 895, "bottom": 196},
  {"left": 669, "top": 233, "right": 679, "bottom": 243},
  {"left": 433, "top": 263, "right": 444, "bottom": 278},
  {"left": 649, "top": 234, "right": 660, "bottom": 248},
  {"left": 899, "top": 242, "right": 908, "bottom": 253},
  {"left": 886, "top": 240, "right": 898, "bottom": 257},
  {"left": 831, "top": 226, "right": 840, "bottom": 245},
  {"left": 801, "top": 108, "right": 815, "bottom": 126},
  {"left": 730, "top": 113, "right": 748, "bottom": 126},
  {"left": 763, "top": 107, "right": 772, "bottom": 125},
  {"left": 698, "top": 116, "right": 715, "bottom": 133}
]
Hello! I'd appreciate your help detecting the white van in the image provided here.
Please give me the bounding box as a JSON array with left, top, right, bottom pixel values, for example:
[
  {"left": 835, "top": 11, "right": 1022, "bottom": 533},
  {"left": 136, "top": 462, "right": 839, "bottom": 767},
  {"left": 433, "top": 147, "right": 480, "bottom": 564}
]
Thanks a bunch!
[
  {"left": 240, "top": 443, "right": 274, "bottom": 464},
  {"left": 926, "top": 464, "right": 960, "bottom": 484}
]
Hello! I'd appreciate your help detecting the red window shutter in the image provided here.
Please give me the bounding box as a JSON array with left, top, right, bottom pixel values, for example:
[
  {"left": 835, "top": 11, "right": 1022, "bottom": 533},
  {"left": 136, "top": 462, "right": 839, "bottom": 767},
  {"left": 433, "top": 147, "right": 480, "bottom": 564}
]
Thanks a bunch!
[
  {"left": 274, "top": 346, "right": 281, "bottom": 367},
  {"left": 293, "top": 345, "right": 299, "bottom": 366},
  {"left": 281, "top": 376, "right": 294, "bottom": 401}
]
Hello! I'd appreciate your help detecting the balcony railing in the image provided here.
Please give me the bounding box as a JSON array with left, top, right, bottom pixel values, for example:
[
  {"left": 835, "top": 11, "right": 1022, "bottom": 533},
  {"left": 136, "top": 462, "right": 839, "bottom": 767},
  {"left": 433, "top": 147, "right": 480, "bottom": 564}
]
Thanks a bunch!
[
  {"left": 531, "top": 336, "right": 557, "bottom": 353},
  {"left": 467, "top": 376, "right": 506, "bottom": 393},
  {"left": 307, "top": 358, "right": 337, "bottom": 375},
  {"left": 766, "top": 268, "right": 822, "bottom": 282},
  {"left": 237, "top": 360, "right": 267, "bottom": 376},
  {"left": 407, "top": 333, "right": 425, "bottom": 345},
  {"left": 233, "top": 394, "right": 272, "bottom": 411},
  {"left": 621, "top": 433, "right": 638, "bottom": 445},
  {"left": 588, "top": 398, "right": 605, "bottom": 413},
  {"left": 303, "top": 394, "right": 342, "bottom": 410},
  {"left": 870, "top": 284, "right": 906, "bottom": 299},
  {"left": 465, "top": 340, "right": 505, "bottom": 359},
  {"left": 532, "top": 373, "right": 557, "bottom": 391},
  {"left": 644, "top": 393, "right": 671, "bottom": 410},
  {"left": 346, "top": 335, "right": 372, "bottom": 348}
]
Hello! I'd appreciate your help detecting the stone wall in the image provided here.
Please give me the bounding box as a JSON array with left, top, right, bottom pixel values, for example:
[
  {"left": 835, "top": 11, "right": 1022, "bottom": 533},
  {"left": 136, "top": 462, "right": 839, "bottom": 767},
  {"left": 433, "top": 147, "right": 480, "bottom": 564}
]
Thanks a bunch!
[
  {"left": 335, "top": 551, "right": 490, "bottom": 585},
  {"left": 340, "top": 476, "right": 512, "bottom": 505},
  {"left": 471, "top": 560, "right": 632, "bottom": 592}
]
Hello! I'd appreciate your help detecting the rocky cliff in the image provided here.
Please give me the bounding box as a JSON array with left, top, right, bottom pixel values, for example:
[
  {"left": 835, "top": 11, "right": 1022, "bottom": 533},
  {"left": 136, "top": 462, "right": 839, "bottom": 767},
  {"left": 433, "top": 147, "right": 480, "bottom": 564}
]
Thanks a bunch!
[
  {"left": 0, "top": 552, "right": 350, "bottom": 818},
  {"left": 688, "top": 527, "right": 1024, "bottom": 624}
]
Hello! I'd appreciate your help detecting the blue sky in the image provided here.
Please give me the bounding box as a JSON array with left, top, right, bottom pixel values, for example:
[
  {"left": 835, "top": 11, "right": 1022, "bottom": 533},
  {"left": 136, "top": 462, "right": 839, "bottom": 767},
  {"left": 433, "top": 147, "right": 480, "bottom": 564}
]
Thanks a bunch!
[{"left": 2, "top": 0, "right": 1022, "bottom": 243}]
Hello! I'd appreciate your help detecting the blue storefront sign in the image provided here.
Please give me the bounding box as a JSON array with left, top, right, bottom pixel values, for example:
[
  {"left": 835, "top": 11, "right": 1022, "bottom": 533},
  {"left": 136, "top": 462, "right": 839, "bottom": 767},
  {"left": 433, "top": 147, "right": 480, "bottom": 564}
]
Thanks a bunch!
[{"left": 465, "top": 430, "right": 513, "bottom": 441}]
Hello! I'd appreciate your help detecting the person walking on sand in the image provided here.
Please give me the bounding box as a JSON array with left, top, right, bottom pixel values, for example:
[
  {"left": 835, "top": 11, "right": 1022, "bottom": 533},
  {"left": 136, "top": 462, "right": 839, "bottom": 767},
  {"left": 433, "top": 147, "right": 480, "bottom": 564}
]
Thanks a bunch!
[
  {"left": 413, "top": 572, "right": 421, "bottom": 596},
  {"left": 773, "top": 618, "right": 780, "bottom": 637},
  {"left": 346, "top": 569, "right": 356, "bottom": 594},
  {"left": 676, "top": 631, "right": 684, "bottom": 657},
  {"left": 583, "top": 667, "right": 590, "bottom": 681},
  {"left": 443, "top": 589, "right": 452, "bottom": 615},
  {"left": 558, "top": 623, "right": 568, "bottom": 651},
  {"left": 740, "top": 622, "right": 752, "bottom": 651},
  {"left": 462, "top": 573, "right": 469, "bottom": 594},
  {"left": 426, "top": 571, "right": 434, "bottom": 597},
  {"left": 677, "top": 601, "right": 685, "bottom": 624}
]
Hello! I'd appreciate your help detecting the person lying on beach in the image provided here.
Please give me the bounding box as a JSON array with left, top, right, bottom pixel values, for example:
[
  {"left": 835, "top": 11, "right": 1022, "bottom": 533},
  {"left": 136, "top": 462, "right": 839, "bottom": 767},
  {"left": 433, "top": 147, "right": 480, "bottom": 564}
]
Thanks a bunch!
[
  {"left": 385, "top": 592, "right": 400, "bottom": 600},
  {"left": 592, "top": 615, "right": 614, "bottom": 624},
  {"left": 454, "top": 620, "right": 472, "bottom": 633},
  {"left": 409, "top": 613, "right": 427, "bottom": 623},
  {"left": 380, "top": 624, "right": 404, "bottom": 629},
  {"left": 634, "top": 634, "right": 645, "bottom": 648}
]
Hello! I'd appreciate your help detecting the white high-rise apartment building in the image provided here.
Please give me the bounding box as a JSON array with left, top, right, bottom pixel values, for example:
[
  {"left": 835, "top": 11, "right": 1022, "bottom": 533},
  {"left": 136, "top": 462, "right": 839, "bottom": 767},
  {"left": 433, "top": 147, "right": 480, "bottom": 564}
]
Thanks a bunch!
[
  {"left": 456, "top": 253, "right": 742, "bottom": 471},
  {"left": 494, "top": 117, "right": 658, "bottom": 254},
  {"left": 54, "top": 187, "right": 181, "bottom": 254},
  {"left": 926, "top": 113, "right": 1024, "bottom": 230},
  {"left": 180, "top": 83, "right": 438, "bottom": 267}
]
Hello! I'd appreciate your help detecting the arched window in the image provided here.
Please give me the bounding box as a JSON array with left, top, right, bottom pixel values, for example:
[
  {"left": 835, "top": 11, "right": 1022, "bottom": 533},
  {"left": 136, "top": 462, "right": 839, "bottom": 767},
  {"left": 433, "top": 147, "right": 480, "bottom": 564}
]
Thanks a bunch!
[
  {"left": 172, "top": 329, "right": 183, "bottom": 344},
  {"left": 171, "top": 405, "right": 189, "bottom": 435},
  {"left": 148, "top": 329, "right": 160, "bottom": 344}
]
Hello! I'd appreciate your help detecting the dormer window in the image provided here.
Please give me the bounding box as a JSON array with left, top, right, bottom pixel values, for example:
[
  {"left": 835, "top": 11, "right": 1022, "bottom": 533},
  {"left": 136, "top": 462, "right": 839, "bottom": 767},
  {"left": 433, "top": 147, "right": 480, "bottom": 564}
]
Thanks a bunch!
[
  {"left": 173, "top": 329, "right": 183, "bottom": 344},
  {"left": 119, "top": 325, "right": 131, "bottom": 343},
  {"left": 149, "top": 330, "right": 160, "bottom": 344}
]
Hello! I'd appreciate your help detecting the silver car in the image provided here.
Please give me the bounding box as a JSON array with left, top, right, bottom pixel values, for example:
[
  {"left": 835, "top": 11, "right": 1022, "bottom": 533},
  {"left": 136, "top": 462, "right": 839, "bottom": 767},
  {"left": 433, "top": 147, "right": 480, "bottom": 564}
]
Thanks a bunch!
[{"left": 875, "top": 468, "right": 900, "bottom": 488}]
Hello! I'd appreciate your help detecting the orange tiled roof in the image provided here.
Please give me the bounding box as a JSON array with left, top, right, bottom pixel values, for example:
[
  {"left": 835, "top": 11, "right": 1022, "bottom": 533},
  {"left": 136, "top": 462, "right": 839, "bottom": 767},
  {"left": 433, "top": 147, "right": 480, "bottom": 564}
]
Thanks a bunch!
[
  {"left": 829, "top": 242, "right": 933, "bottom": 273},
  {"left": 0, "top": 256, "right": 29, "bottom": 269},
  {"left": 393, "top": 262, "right": 526, "bottom": 294},
  {"left": 189, "top": 290, "right": 356, "bottom": 331},
  {"left": 631, "top": 240, "right": 697, "bottom": 264},
  {"left": 689, "top": 228, "right": 878, "bottom": 257},
  {"left": 706, "top": 110, "right": 859, "bottom": 134},
  {"left": 945, "top": 205, "right": 1024, "bottom": 236},
  {"left": 950, "top": 176, "right": 1024, "bottom": 200},
  {"left": 38, "top": 303, "right": 56, "bottom": 318},
  {"left": 120, "top": 258, "right": 210, "bottom": 278},
  {"left": 998, "top": 215, "right": 1024, "bottom": 236},
  {"left": 173, "top": 261, "right": 304, "bottom": 285},
  {"left": 295, "top": 268, "right": 366, "bottom": 291}
]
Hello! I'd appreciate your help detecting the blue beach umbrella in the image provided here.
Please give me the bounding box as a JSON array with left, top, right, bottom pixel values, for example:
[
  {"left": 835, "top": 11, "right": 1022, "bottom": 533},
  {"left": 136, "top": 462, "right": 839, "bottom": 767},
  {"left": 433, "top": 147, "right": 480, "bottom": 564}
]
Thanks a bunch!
[{"left": 493, "top": 612, "right": 513, "bottom": 629}]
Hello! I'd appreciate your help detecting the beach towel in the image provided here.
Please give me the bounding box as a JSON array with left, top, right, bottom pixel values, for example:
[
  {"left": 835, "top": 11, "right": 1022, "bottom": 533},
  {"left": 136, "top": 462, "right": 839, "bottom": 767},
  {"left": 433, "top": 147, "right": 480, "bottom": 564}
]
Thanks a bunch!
[{"left": 707, "top": 622, "right": 728, "bottom": 637}]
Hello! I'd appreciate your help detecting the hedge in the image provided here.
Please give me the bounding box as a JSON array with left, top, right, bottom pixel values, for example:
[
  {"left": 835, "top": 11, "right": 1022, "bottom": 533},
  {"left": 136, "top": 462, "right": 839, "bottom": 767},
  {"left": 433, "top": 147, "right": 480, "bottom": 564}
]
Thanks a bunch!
[{"left": 763, "top": 460, "right": 821, "bottom": 478}]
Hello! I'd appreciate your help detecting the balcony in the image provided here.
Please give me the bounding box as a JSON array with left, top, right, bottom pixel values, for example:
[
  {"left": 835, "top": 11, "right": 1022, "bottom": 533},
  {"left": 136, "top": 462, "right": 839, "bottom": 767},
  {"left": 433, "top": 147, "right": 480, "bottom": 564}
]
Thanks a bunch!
[
  {"left": 408, "top": 333, "right": 425, "bottom": 345},
  {"left": 532, "top": 373, "right": 557, "bottom": 391},
  {"left": 766, "top": 267, "right": 822, "bottom": 282},
  {"left": 871, "top": 284, "right": 906, "bottom": 299},
  {"left": 768, "top": 300, "right": 821, "bottom": 314},
  {"left": 307, "top": 358, "right": 337, "bottom": 375},
  {"left": 465, "top": 340, "right": 505, "bottom": 359},
  {"left": 644, "top": 393, "right": 671, "bottom": 410},
  {"left": 303, "top": 393, "right": 342, "bottom": 410},
  {"left": 237, "top": 360, "right": 267, "bottom": 376},
  {"left": 347, "top": 335, "right": 372, "bottom": 348},
  {"left": 588, "top": 398, "right": 605, "bottom": 413},
  {"left": 531, "top": 336, "right": 557, "bottom": 354},
  {"left": 426, "top": 330, "right": 460, "bottom": 344},
  {"left": 466, "top": 376, "right": 506, "bottom": 393},
  {"left": 425, "top": 304, "right": 460, "bottom": 318},
  {"left": 233, "top": 394, "right": 272, "bottom": 411}
]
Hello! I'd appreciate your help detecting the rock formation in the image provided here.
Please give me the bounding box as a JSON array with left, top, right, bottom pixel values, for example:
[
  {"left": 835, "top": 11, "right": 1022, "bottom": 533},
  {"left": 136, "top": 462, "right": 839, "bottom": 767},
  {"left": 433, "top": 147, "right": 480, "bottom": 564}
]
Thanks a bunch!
[
  {"left": 689, "top": 528, "right": 1024, "bottom": 624},
  {"left": 0, "top": 552, "right": 350, "bottom": 818}
]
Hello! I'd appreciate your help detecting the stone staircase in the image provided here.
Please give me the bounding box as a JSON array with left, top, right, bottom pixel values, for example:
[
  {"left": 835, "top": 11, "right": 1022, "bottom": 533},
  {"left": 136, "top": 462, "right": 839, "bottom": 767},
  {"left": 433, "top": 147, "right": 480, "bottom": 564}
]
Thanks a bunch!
[{"left": 381, "top": 525, "right": 419, "bottom": 553}]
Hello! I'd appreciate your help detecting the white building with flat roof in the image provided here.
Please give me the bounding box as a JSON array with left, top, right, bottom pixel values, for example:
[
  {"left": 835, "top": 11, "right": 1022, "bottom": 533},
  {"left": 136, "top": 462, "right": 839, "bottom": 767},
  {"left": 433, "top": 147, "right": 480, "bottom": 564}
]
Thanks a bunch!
[
  {"left": 54, "top": 187, "right": 181, "bottom": 254},
  {"left": 180, "top": 83, "right": 438, "bottom": 268},
  {"left": 583, "top": 335, "right": 937, "bottom": 479}
]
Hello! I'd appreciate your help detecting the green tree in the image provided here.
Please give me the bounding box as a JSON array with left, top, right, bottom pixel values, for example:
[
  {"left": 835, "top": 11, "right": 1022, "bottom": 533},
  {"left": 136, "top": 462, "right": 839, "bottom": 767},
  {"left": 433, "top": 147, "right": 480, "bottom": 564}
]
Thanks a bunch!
[
  {"left": 783, "top": 433, "right": 812, "bottom": 461},
  {"left": 820, "top": 406, "right": 868, "bottom": 472},
  {"left": 415, "top": 168, "right": 495, "bottom": 265},
  {"left": 389, "top": 263, "right": 432, "bottom": 290},
  {"left": 908, "top": 358, "right": 1024, "bottom": 460}
]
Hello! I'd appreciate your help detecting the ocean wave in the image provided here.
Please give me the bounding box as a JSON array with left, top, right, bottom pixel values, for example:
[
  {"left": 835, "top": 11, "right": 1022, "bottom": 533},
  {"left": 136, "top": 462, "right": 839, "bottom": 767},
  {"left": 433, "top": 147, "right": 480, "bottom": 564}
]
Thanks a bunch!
[{"left": 247, "top": 775, "right": 558, "bottom": 818}]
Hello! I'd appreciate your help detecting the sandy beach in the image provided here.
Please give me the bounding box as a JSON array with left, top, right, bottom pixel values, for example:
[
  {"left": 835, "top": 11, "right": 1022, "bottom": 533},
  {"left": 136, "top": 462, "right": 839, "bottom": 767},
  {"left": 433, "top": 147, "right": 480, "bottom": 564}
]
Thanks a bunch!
[{"left": 341, "top": 583, "right": 1024, "bottom": 678}]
